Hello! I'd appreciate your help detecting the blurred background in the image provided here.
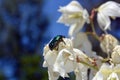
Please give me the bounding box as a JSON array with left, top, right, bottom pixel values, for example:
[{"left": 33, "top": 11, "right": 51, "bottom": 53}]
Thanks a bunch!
[{"left": 0, "top": 0, "right": 120, "bottom": 80}]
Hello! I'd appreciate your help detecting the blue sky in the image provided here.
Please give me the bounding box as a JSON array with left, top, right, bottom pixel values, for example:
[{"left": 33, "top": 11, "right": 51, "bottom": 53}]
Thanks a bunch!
[{"left": 42, "top": 0, "right": 71, "bottom": 37}]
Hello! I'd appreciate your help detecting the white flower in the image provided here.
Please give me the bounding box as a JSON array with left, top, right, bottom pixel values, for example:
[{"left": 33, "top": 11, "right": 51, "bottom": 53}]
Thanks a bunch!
[
  {"left": 57, "top": 1, "right": 90, "bottom": 36},
  {"left": 53, "top": 48, "right": 90, "bottom": 80},
  {"left": 53, "top": 49, "right": 75, "bottom": 78},
  {"left": 42, "top": 37, "right": 73, "bottom": 80},
  {"left": 43, "top": 37, "right": 95, "bottom": 80},
  {"left": 97, "top": 1, "right": 120, "bottom": 31},
  {"left": 72, "top": 32, "right": 93, "bottom": 57},
  {"left": 107, "top": 72, "right": 119, "bottom": 80},
  {"left": 92, "top": 63, "right": 120, "bottom": 80},
  {"left": 100, "top": 34, "right": 119, "bottom": 56},
  {"left": 111, "top": 45, "right": 120, "bottom": 64},
  {"left": 43, "top": 45, "right": 59, "bottom": 80}
]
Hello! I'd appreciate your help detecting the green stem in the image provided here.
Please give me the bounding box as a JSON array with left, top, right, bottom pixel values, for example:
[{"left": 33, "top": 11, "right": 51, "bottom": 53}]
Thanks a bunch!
[{"left": 90, "top": 20, "right": 101, "bottom": 42}]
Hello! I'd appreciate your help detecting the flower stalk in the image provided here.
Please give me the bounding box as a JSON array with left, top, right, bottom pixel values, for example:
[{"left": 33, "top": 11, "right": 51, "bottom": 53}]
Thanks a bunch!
[
  {"left": 89, "top": 9, "right": 101, "bottom": 42},
  {"left": 76, "top": 56, "right": 99, "bottom": 71}
]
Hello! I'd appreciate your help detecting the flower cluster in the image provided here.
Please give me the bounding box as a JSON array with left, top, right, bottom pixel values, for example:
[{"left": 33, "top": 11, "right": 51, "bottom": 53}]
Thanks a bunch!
[
  {"left": 43, "top": 37, "right": 97, "bottom": 80},
  {"left": 43, "top": 0, "right": 120, "bottom": 80}
]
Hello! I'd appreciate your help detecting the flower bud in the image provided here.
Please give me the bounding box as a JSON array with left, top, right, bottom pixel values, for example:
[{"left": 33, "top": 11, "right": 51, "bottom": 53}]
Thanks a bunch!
[
  {"left": 100, "top": 34, "right": 119, "bottom": 56},
  {"left": 111, "top": 45, "right": 120, "bottom": 64}
]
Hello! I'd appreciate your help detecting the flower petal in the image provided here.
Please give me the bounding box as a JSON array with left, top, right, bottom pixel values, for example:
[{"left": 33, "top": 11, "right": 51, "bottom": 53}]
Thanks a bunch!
[
  {"left": 43, "top": 61, "right": 48, "bottom": 67},
  {"left": 62, "top": 38, "right": 73, "bottom": 49},
  {"left": 57, "top": 13, "right": 83, "bottom": 26},
  {"left": 44, "top": 50, "right": 58, "bottom": 66},
  {"left": 100, "top": 34, "right": 119, "bottom": 55},
  {"left": 78, "top": 63, "right": 88, "bottom": 80},
  {"left": 107, "top": 72, "right": 119, "bottom": 80},
  {"left": 98, "top": 1, "right": 120, "bottom": 17},
  {"left": 112, "top": 49, "right": 120, "bottom": 64},
  {"left": 53, "top": 49, "right": 75, "bottom": 78},
  {"left": 83, "top": 9, "right": 90, "bottom": 23},
  {"left": 97, "top": 1, "right": 120, "bottom": 31},
  {"left": 43, "top": 44, "right": 50, "bottom": 56},
  {"left": 97, "top": 12, "right": 111, "bottom": 30},
  {"left": 68, "top": 21, "right": 85, "bottom": 36},
  {"left": 93, "top": 63, "right": 111, "bottom": 80},
  {"left": 92, "top": 71, "right": 103, "bottom": 80},
  {"left": 48, "top": 67, "right": 59, "bottom": 80},
  {"left": 58, "top": 1, "right": 83, "bottom": 13},
  {"left": 74, "top": 68, "right": 82, "bottom": 80},
  {"left": 72, "top": 32, "right": 92, "bottom": 57},
  {"left": 73, "top": 48, "right": 93, "bottom": 66}
]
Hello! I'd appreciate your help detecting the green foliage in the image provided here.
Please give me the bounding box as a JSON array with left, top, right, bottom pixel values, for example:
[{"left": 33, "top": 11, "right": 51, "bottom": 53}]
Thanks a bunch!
[{"left": 20, "top": 54, "right": 48, "bottom": 80}]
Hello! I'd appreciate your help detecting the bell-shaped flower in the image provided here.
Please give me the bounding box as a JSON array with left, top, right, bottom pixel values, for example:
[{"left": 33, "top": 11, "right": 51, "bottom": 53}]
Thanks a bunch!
[
  {"left": 42, "top": 37, "right": 73, "bottom": 80},
  {"left": 54, "top": 38, "right": 90, "bottom": 80},
  {"left": 72, "top": 32, "right": 93, "bottom": 57},
  {"left": 100, "top": 34, "right": 119, "bottom": 56},
  {"left": 43, "top": 36, "right": 97, "bottom": 80},
  {"left": 53, "top": 48, "right": 93, "bottom": 80},
  {"left": 92, "top": 63, "right": 120, "bottom": 80},
  {"left": 43, "top": 45, "right": 59, "bottom": 80},
  {"left": 111, "top": 45, "right": 120, "bottom": 64},
  {"left": 57, "top": 1, "right": 90, "bottom": 36},
  {"left": 97, "top": 1, "right": 120, "bottom": 31}
]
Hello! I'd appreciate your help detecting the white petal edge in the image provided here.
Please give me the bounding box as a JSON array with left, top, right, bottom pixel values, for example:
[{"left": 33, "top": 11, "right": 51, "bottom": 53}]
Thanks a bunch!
[
  {"left": 68, "top": 21, "right": 85, "bottom": 36},
  {"left": 97, "top": 12, "right": 111, "bottom": 31},
  {"left": 58, "top": 0, "right": 83, "bottom": 13},
  {"left": 53, "top": 49, "right": 75, "bottom": 78}
]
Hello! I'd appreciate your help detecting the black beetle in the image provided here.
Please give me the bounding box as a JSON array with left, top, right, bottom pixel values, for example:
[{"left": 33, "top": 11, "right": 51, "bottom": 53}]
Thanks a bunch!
[{"left": 49, "top": 35, "right": 65, "bottom": 51}]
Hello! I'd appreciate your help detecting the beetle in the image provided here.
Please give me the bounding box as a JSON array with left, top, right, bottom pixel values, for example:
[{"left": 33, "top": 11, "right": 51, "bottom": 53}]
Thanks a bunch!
[{"left": 49, "top": 35, "right": 65, "bottom": 51}]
